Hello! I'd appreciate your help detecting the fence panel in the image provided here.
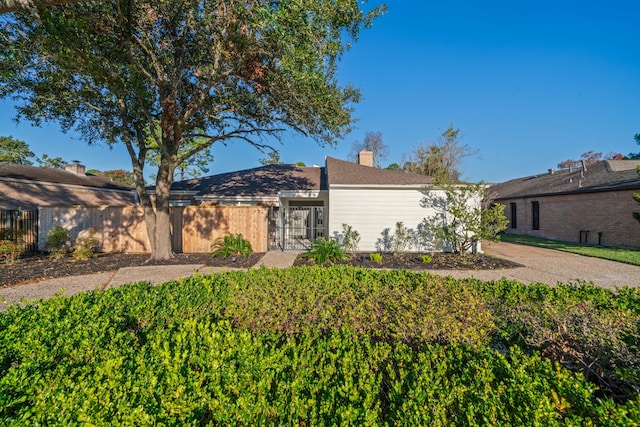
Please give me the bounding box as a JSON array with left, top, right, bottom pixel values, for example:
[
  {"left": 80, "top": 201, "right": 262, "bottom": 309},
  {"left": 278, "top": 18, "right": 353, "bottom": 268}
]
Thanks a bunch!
[
  {"left": 181, "top": 206, "right": 269, "bottom": 253},
  {"left": 0, "top": 209, "right": 38, "bottom": 252},
  {"left": 38, "top": 205, "right": 268, "bottom": 253}
]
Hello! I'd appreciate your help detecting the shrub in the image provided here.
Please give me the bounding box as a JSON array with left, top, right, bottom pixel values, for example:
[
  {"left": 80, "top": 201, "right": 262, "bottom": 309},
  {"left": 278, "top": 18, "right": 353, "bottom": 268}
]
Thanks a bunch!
[
  {"left": 210, "top": 233, "right": 253, "bottom": 259},
  {"left": 73, "top": 228, "right": 100, "bottom": 260},
  {"left": 481, "top": 280, "right": 640, "bottom": 398},
  {"left": 339, "top": 223, "right": 361, "bottom": 253},
  {"left": 0, "top": 228, "right": 24, "bottom": 264},
  {"left": 369, "top": 252, "right": 383, "bottom": 264},
  {"left": 421, "top": 254, "right": 433, "bottom": 264},
  {"left": 301, "top": 237, "right": 348, "bottom": 264},
  {"left": 391, "top": 221, "right": 414, "bottom": 253},
  {"left": 46, "top": 225, "right": 70, "bottom": 259}
]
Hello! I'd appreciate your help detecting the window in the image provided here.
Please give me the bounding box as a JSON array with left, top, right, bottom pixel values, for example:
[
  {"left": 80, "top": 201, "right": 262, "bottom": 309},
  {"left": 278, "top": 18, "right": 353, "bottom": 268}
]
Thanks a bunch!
[
  {"left": 531, "top": 201, "right": 540, "bottom": 230},
  {"left": 510, "top": 203, "right": 517, "bottom": 229}
]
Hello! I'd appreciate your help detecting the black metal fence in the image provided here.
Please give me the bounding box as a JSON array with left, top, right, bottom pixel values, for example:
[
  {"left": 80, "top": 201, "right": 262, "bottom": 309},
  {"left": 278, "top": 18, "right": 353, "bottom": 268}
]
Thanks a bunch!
[{"left": 0, "top": 209, "right": 38, "bottom": 253}]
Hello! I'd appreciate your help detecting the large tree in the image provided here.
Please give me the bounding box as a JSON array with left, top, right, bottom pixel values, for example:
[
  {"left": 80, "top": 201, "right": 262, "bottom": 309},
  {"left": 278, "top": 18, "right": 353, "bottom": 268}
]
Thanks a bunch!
[
  {"left": 0, "top": 135, "right": 34, "bottom": 165},
  {"left": 1, "top": 0, "right": 384, "bottom": 260},
  {"left": 349, "top": 130, "right": 389, "bottom": 167},
  {"left": 403, "top": 125, "right": 476, "bottom": 183}
]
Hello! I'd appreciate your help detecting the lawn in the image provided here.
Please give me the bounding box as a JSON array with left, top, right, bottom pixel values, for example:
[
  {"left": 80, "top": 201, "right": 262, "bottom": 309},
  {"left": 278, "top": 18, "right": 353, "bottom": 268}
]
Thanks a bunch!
[{"left": 500, "top": 233, "right": 640, "bottom": 266}]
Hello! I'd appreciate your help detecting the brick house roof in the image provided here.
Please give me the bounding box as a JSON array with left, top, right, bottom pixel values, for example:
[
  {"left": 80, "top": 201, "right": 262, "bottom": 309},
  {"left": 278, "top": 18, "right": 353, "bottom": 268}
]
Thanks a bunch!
[
  {"left": 491, "top": 160, "right": 640, "bottom": 200},
  {"left": 325, "top": 156, "right": 433, "bottom": 186},
  {"left": 167, "top": 164, "right": 326, "bottom": 198}
]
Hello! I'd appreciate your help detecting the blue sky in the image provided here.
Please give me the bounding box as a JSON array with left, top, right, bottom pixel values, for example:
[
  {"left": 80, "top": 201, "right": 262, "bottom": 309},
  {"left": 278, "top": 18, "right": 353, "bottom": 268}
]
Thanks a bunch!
[{"left": 1, "top": 1, "right": 639, "bottom": 183}]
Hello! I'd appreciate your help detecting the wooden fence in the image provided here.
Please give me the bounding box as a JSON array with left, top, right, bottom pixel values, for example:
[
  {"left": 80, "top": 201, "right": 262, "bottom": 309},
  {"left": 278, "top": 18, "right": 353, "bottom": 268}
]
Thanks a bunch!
[{"left": 38, "top": 205, "right": 269, "bottom": 253}]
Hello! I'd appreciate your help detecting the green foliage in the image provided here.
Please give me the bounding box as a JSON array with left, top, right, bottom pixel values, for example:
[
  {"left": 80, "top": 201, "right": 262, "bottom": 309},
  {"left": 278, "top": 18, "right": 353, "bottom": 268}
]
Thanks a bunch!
[
  {"left": 421, "top": 183, "right": 509, "bottom": 254},
  {"left": 301, "top": 237, "right": 348, "bottom": 264},
  {"left": 210, "top": 233, "right": 253, "bottom": 259},
  {"left": 0, "top": 135, "right": 34, "bottom": 165},
  {"left": 501, "top": 233, "right": 640, "bottom": 266},
  {"left": 339, "top": 223, "right": 361, "bottom": 253},
  {"left": 478, "top": 279, "right": 640, "bottom": 398},
  {"left": 369, "top": 252, "right": 383, "bottom": 264},
  {"left": 35, "top": 153, "right": 66, "bottom": 169},
  {"left": 421, "top": 254, "right": 433, "bottom": 264},
  {"left": 227, "top": 267, "right": 495, "bottom": 348},
  {"left": 72, "top": 228, "right": 100, "bottom": 260},
  {"left": 0, "top": 229, "right": 24, "bottom": 264},
  {"left": 0, "top": 268, "right": 638, "bottom": 424},
  {"left": 392, "top": 221, "right": 414, "bottom": 254},
  {"left": 45, "top": 225, "right": 70, "bottom": 259}
]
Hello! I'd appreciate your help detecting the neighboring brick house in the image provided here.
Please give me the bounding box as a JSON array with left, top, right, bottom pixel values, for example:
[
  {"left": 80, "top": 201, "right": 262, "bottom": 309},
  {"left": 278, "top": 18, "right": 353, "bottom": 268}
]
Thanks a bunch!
[
  {"left": 0, "top": 162, "right": 136, "bottom": 209},
  {"left": 490, "top": 160, "right": 640, "bottom": 249}
]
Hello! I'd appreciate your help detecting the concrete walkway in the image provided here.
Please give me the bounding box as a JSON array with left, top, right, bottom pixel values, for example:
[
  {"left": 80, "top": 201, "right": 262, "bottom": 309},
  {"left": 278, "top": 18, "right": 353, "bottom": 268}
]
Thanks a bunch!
[{"left": 2, "top": 244, "right": 639, "bottom": 311}]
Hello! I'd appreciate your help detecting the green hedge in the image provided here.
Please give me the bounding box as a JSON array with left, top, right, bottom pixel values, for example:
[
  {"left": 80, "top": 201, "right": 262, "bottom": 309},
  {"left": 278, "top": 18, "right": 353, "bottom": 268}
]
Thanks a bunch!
[{"left": 1, "top": 267, "right": 638, "bottom": 425}]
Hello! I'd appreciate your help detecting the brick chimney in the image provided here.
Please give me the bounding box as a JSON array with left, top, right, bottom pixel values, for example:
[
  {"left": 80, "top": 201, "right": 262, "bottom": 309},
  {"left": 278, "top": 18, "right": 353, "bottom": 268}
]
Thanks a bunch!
[
  {"left": 65, "top": 162, "right": 86, "bottom": 176},
  {"left": 357, "top": 150, "right": 374, "bottom": 167}
]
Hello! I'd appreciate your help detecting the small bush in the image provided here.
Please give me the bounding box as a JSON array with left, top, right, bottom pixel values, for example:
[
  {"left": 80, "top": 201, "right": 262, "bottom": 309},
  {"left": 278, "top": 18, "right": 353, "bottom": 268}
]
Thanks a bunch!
[
  {"left": 0, "top": 228, "right": 24, "bottom": 264},
  {"left": 421, "top": 254, "right": 433, "bottom": 264},
  {"left": 73, "top": 228, "right": 100, "bottom": 260},
  {"left": 391, "top": 221, "right": 414, "bottom": 253},
  {"left": 340, "top": 223, "right": 361, "bottom": 253},
  {"left": 369, "top": 252, "right": 383, "bottom": 264},
  {"left": 210, "top": 233, "right": 253, "bottom": 259},
  {"left": 46, "top": 225, "right": 70, "bottom": 259},
  {"left": 301, "top": 237, "right": 348, "bottom": 264}
]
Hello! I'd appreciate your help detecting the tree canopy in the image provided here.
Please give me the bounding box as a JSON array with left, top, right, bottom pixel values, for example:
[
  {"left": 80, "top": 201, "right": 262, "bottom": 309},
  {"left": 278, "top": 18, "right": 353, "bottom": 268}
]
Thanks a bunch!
[
  {"left": 1, "top": 0, "right": 385, "bottom": 259},
  {"left": 0, "top": 135, "right": 35, "bottom": 165},
  {"left": 402, "top": 125, "right": 476, "bottom": 183}
]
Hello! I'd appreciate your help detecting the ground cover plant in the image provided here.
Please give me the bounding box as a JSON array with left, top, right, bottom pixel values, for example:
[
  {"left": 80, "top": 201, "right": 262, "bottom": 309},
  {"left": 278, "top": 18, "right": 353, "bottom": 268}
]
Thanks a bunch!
[
  {"left": 1, "top": 267, "right": 639, "bottom": 425},
  {"left": 501, "top": 233, "right": 640, "bottom": 266}
]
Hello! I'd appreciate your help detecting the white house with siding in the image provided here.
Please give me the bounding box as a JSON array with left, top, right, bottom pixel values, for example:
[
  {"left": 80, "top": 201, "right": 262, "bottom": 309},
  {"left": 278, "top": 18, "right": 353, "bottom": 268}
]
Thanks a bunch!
[{"left": 165, "top": 151, "right": 480, "bottom": 252}]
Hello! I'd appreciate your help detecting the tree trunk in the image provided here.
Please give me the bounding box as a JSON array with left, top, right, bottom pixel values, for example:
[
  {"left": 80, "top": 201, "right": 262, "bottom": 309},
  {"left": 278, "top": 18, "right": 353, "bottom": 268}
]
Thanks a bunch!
[{"left": 145, "top": 156, "right": 176, "bottom": 261}]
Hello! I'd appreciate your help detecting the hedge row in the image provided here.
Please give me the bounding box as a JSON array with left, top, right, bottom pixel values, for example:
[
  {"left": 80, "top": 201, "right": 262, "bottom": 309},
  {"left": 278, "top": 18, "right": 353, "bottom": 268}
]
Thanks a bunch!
[{"left": 0, "top": 266, "right": 638, "bottom": 425}]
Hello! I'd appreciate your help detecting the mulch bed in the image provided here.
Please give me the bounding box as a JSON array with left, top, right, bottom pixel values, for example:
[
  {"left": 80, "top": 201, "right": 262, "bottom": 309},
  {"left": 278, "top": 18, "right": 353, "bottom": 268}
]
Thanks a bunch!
[
  {"left": 294, "top": 252, "right": 522, "bottom": 270},
  {"left": 1, "top": 251, "right": 522, "bottom": 288},
  {"left": 0, "top": 252, "right": 264, "bottom": 288}
]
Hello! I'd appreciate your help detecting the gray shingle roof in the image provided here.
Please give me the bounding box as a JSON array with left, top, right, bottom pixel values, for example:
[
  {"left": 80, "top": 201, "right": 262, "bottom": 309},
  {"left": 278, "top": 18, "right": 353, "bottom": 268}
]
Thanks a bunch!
[
  {"left": 491, "top": 160, "right": 640, "bottom": 200},
  {"left": 325, "top": 156, "right": 433, "bottom": 186},
  {"left": 0, "top": 162, "right": 133, "bottom": 190},
  {"left": 167, "top": 164, "right": 325, "bottom": 197}
]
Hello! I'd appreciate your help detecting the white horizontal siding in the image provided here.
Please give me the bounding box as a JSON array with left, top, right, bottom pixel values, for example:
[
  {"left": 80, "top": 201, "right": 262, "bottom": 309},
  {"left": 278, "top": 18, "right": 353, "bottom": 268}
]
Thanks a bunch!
[{"left": 328, "top": 187, "right": 445, "bottom": 252}]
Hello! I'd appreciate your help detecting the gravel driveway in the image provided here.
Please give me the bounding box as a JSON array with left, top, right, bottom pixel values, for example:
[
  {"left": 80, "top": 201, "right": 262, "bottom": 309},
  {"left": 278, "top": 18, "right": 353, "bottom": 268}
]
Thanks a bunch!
[{"left": 434, "top": 241, "right": 640, "bottom": 290}]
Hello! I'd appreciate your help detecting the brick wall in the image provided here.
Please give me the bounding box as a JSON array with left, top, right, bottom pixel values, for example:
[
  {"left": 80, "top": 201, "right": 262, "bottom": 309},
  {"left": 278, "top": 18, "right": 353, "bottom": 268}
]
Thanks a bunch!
[{"left": 500, "top": 189, "right": 640, "bottom": 249}]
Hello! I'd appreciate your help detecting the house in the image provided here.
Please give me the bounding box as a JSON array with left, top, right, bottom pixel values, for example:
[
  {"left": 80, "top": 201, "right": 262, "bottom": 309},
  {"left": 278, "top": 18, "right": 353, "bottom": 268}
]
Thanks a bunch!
[
  {"left": 490, "top": 160, "right": 640, "bottom": 249},
  {"left": 0, "top": 162, "right": 136, "bottom": 210},
  {"left": 165, "top": 151, "right": 466, "bottom": 252}
]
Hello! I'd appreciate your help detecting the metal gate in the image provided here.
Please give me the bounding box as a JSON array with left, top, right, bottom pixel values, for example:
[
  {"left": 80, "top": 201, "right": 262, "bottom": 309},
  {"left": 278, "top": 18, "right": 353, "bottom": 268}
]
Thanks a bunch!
[
  {"left": 268, "top": 206, "right": 325, "bottom": 251},
  {"left": 0, "top": 209, "right": 38, "bottom": 253}
]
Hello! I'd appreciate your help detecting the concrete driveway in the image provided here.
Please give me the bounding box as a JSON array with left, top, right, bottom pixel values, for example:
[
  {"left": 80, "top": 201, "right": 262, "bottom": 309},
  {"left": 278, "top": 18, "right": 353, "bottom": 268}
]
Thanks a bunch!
[{"left": 430, "top": 241, "right": 640, "bottom": 290}]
